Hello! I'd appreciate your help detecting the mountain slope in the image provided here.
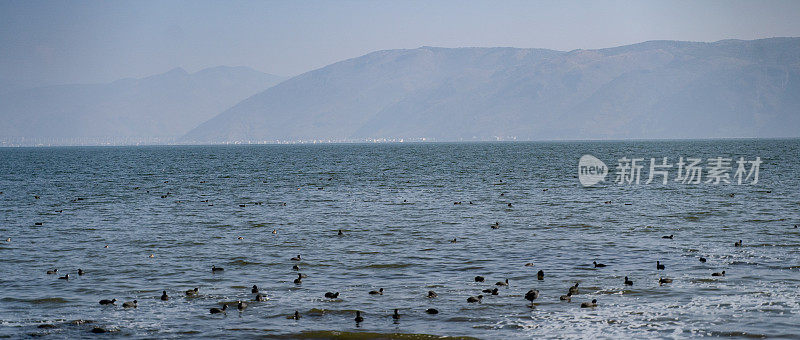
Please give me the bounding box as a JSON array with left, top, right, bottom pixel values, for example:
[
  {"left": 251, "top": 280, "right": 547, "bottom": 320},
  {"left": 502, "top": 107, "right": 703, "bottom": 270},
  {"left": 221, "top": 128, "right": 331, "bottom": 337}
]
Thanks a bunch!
[
  {"left": 0, "top": 66, "right": 286, "bottom": 143},
  {"left": 184, "top": 38, "right": 800, "bottom": 142}
]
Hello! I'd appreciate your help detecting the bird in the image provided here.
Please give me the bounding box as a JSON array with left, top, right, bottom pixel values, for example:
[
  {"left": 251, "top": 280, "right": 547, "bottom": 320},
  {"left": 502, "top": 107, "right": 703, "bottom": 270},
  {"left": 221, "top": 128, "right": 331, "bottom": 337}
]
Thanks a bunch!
[
  {"left": 491, "top": 222, "right": 500, "bottom": 229},
  {"left": 699, "top": 257, "right": 707, "bottom": 263},
  {"left": 324, "top": 292, "right": 339, "bottom": 299},
  {"left": 657, "top": 261, "right": 665, "bottom": 270},
  {"left": 524, "top": 263, "right": 534, "bottom": 267},
  {"left": 46, "top": 269, "right": 58, "bottom": 275},
  {"left": 593, "top": 261, "right": 607, "bottom": 268},
  {"left": 427, "top": 291, "right": 437, "bottom": 298},
  {"left": 495, "top": 278, "right": 509, "bottom": 286},
  {"left": 77, "top": 269, "right": 85, "bottom": 276},
  {"left": 338, "top": 230, "right": 343, "bottom": 236},
  {"left": 237, "top": 301, "right": 247, "bottom": 311},
  {"left": 160, "top": 291, "right": 169, "bottom": 301},
  {"left": 580, "top": 299, "right": 597, "bottom": 308},
  {"left": 467, "top": 295, "right": 483, "bottom": 303},
  {"left": 425, "top": 308, "right": 439, "bottom": 314},
  {"left": 254, "top": 293, "right": 267, "bottom": 301},
  {"left": 712, "top": 270, "right": 726, "bottom": 277},
  {"left": 354, "top": 311, "right": 364, "bottom": 323},
  {"left": 185, "top": 287, "right": 199, "bottom": 296},
  {"left": 211, "top": 265, "right": 224, "bottom": 272},
  {"left": 525, "top": 289, "right": 539, "bottom": 307},
  {"left": 209, "top": 304, "right": 227, "bottom": 314},
  {"left": 560, "top": 292, "right": 572, "bottom": 301},
  {"left": 4, "top": 238, "right": 9, "bottom": 242},
  {"left": 392, "top": 309, "right": 400, "bottom": 320},
  {"left": 624, "top": 276, "right": 633, "bottom": 286},
  {"left": 450, "top": 238, "right": 457, "bottom": 243},
  {"left": 58, "top": 274, "right": 69, "bottom": 280},
  {"left": 291, "top": 311, "right": 300, "bottom": 319},
  {"left": 237, "top": 236, "right": 243, "bottom": 240},
  {"left": 474, "top": 276, "right": 485, "bottom": 282},
  {"left": 291, "top": 254, "right": 301, "bottom": 261},
  {"left": 369, "top": 288, "right": 384, "bottom": 295},
  {"left": 662, "top": 235, "right": 674, "bottom": 239},
  {"left": 251, "top": 285, "right": 259, "bottom": 294},
  {"left": 99, "top": 299, "right": 116, "bottom": 305},
  {"left": 659, "top": 277, "right": 673, "bottom": 285},
  {"left": 735, "top": 240, "right": 742, "bottom": 247},
  {"left": 482, "top": 288, "right": 499, "bottom": 295},
  {"left": 292, "top": 265, "right": 300, "bottom": 271},
  {"left": 537, "top": 270, "right": 544, "bottom": 280},
  {"left": 122, "top": 300, "right": 137, "bottom": 308},
  {"left": 568, "top": 282, "right": 579, "bottom": 295},
  {"left": 293, "top": 273, "right": 303, "bottom": 284},
  {"left": 272, "top": 229, "right": 277, "bottom": 234},
  {"left": 507, "top": 203, "right": 513, "bottom": 207}
]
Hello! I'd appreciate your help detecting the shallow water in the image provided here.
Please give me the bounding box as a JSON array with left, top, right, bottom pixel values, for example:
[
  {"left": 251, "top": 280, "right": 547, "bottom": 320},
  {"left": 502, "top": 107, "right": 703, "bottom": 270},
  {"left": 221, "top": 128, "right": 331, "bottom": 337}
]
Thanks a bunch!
[{"left": 1, "top": 141, "right": 799, "bottom": 338}]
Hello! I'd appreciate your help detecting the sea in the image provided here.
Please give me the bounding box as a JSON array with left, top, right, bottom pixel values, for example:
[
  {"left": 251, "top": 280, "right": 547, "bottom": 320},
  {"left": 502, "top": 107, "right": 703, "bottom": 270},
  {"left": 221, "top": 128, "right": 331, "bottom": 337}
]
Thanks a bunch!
[{"left": 1, "top": 140, "right": 798, "bottom": 339}]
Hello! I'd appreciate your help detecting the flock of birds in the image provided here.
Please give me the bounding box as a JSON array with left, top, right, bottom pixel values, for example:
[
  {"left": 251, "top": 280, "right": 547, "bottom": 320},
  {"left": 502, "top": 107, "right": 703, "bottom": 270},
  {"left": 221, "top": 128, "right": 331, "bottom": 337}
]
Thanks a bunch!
[{"left": 32, "top": 222, "right": 745, "bottom": 333}]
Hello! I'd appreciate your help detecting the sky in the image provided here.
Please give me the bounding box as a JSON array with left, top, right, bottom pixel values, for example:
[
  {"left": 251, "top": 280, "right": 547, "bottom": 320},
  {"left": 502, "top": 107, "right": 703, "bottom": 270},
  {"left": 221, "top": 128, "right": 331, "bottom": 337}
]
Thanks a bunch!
[{"left": 1, "top": 0, "right": 799, "bottom": 87}]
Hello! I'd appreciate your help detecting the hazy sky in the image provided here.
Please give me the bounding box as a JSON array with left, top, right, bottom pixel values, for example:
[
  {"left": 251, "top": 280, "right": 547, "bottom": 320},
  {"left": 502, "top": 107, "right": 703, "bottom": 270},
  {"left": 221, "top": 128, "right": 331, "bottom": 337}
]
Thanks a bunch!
[{"left": 2, "top": 0, "right": 799, "bottom": 86}]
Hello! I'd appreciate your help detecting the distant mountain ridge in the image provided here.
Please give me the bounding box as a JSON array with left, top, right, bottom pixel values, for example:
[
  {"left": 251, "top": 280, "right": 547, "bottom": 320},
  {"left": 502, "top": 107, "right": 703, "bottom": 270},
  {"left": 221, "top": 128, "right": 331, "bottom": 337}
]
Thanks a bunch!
[
  {"left": 0, "top": 66, "right": 286, "bottom": 144},
  {"left": 183, "top": 38, "right": 800, "bottom": 143}
]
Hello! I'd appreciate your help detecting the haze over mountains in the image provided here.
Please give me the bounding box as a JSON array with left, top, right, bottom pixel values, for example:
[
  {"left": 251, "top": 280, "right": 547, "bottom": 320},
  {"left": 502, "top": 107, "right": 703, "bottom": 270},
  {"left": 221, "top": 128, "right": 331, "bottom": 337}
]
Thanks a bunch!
[
  {"left": 2, "top": 38, "right": 799, "bottom": 146},
  {"left": 0, "top": 66, "right": 286, "bottom": 145},
  {"left": 185, "top": 37, "right": 800, "bottom": 143}
]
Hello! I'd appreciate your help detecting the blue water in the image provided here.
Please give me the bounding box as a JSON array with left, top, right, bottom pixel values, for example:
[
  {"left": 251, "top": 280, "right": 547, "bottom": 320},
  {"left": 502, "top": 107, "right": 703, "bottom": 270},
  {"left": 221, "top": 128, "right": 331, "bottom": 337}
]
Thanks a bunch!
[{"left": 1, "top": 140, "right": 799, "bottom": 338}]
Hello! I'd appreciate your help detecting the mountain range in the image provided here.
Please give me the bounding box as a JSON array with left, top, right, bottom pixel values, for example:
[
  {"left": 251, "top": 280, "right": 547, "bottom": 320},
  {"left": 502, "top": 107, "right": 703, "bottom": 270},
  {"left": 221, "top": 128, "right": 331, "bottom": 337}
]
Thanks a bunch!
[
  {"left": 2, "top": 38, "right": 798, "bottom": 145},
  {"left": 184, "top": 37, "right": 800, "bottom": 143}
]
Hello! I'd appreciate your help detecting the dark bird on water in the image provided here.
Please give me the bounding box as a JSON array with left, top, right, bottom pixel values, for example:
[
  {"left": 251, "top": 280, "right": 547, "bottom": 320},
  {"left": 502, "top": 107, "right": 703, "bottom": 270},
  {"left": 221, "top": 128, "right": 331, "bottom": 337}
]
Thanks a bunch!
[
  {"left": 254, "top": 293, "right": 267, "bottom": 301},
  {"left": 735, "top": 240, "right": 742, "bottom": 247},
  {"left": 467, "top": 295, "right": 483, "bottom": 303},
  {"left": 657, "top": 261, "right": 665, "bottom": 270},
  {"left": 474, "top": 276, "right": 485, "bottom": 282},
  {"left": 525, "top": 289, "right": 539, "bottom": 307},
  {"left": 291, "top": 311, "right": 300, "bottom": 319},
  {"left": 699, "top": 257, "right": 707, "bottom": 263},
  {"left": 292, "top": 265, "right": 300, "bottom": 270},
  {"left": 237, "top": 301, "right": 247, "bottom": 311},
  {"left": 369, "top": 288, "right": 384, "bottom": 295},
  {"left": 482, "top": 287, "right": 499, "bottom": 295},
  {"left": 185, "top": 287, "right": 199, "bottom": 296},
  {"left": 291, "top": 255, "right": 301, "bottom": 261},
  {"left": 580, "top": 299, "right": 597, "bottom": 308},
  {"left": 77, "top": 269, "right": 85, "bottom": 276},
  {"left": 122, "top": 300, "right": 137, "bottom": 308},
  {"left": 712, "top": 271, "right": 726, "bottom": 277},
  {"left": 426, "top": 308, "right": 439, "bottom": 314},
  {"left": 58, "top": 274, "right": 69, "bottom": 280},
  {"left": 537, "top": 270, "right": 544, "bottom": 280},
  {"left": 427, "top": 291, "right": 437, "bottom": 298},
  {"left": 659, "top": 277, "right": 673, "bottom": 285},
  {"left": 46, "top": 269, "right": 58, "bottom": 275},
  {"left": 560, "top": 292, "right": 572, "bottom": 301},
  {"left": 354, "top": 311, "right": 364, "bottom": 323},
  {"left": 662, "top": 235, "right": 674, "bottom": 239},
  {"left": 496, "top": 278, "right": 509, "bottom": 286},
  {"left": 160, "top": 291, "right": 169, "bottom": 301},
  {"left": 211, "top": 265, "right": 224, "bottom": 272},
  {"left": 99, "top": 299, "right": 116, "bottom": 305},
  {"left": 324, "top": 292, "right": 339, "bottom": 299},
  {"left": 338, "top": 230, "right": 343, "bottom": 236},
  {"left": 624, "top": 276, "right": 633, "bottom": 286},
  {"left": 392, "top": 309, "right": 400, "bottom": 320},
  {"left": 569, "top": 282, "right": 579, "bottom": 295},
  {"left": 251, "top": 285, "right": 259, "bottom": 294},
  {"left": 593, "top": 261, "right": 607, "bottom": 268},
  {"left": 294, "top": 273, "right": 303, "bottom": 284},
  {"left": 209, "top": 304, "right": 227, "bottom": 314}
]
